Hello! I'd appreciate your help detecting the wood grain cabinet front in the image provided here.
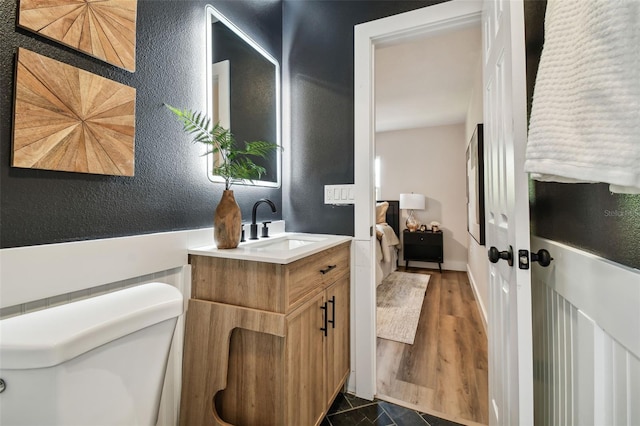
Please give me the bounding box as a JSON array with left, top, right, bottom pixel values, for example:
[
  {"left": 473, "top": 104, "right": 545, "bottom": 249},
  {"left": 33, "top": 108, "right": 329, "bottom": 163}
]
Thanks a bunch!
[
  {"left": 324, "top": 275, "right": 350, "bottom": 407},
  {"left": 180, "top": 241, "right": 351, "bottom": 426}
]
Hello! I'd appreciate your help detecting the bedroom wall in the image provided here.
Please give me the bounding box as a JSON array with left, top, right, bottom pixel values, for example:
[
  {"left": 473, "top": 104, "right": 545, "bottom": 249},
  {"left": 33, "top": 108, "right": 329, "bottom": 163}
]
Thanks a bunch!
[
  {"left": 465, "top": 57, "right": 488, "bottom": 323},
  {"left": 376, "top": 124, "right": 468, "bottom": 271}
]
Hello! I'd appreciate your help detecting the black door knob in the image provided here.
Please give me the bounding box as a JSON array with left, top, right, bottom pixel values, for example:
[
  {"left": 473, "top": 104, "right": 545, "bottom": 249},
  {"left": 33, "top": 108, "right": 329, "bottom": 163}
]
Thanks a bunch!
[
  {"left": 488, "top": 245, "right": 514, "bottom": 266},
  {"left": 531, "top": 249, "right": 553, "bottom": 267}
]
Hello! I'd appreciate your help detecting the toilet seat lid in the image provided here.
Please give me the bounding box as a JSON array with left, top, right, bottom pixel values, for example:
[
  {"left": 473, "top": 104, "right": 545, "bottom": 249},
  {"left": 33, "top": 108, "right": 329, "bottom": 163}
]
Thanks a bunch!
[{"left": 0, "top": 283, "right": 183, "bottom": 369}]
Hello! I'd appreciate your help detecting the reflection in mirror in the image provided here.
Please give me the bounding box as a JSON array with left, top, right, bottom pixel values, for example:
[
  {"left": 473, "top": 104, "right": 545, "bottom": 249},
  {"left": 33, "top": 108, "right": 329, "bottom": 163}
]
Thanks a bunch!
[{"left": 206, "top": 6, "right": 281, "bottom": 188}]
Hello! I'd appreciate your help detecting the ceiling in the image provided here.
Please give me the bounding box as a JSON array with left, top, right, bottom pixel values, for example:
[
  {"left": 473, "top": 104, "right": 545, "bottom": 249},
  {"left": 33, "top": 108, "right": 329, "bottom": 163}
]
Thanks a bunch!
[{"left": 375, "top": 23, "right": 482, "bottom": 133}]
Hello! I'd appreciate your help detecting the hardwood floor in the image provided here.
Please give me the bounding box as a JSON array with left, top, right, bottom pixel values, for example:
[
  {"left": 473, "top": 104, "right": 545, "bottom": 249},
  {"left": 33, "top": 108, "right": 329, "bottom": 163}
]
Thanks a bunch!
[{"left": 376, "top": 268, "right": 488, "bottom": 425}]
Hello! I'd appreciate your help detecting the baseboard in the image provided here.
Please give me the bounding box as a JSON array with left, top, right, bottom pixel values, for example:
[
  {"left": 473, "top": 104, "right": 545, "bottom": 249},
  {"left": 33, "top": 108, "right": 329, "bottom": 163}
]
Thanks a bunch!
[
  {"left": 400, "top": 259, "right": 467, "bottom": 271},
  {"left": 466, "top": 264, "right": 488, "bottom": 334}
]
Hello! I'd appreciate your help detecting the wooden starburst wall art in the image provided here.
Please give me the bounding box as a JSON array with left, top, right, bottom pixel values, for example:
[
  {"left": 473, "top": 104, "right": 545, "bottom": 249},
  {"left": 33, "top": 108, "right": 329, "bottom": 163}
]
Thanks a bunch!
[
  {"left": 12, "top": 48, "right": 136, "bottom": 176},
  {"left": 18, "top": 0, "right": 137, "bottom": 72}
]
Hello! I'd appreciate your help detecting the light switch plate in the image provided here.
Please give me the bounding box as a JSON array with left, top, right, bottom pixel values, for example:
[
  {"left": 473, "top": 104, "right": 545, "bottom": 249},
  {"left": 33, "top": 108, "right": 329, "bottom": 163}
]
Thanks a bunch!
[{"left": 324, "top": 184, "right": 355, "bottom": 204}]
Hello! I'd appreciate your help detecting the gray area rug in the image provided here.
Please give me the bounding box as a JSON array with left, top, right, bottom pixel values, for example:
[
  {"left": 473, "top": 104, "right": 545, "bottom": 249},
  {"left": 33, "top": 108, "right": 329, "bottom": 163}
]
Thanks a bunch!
[{"left": 376, "top": 272, "right": 430, "bottom": 345}]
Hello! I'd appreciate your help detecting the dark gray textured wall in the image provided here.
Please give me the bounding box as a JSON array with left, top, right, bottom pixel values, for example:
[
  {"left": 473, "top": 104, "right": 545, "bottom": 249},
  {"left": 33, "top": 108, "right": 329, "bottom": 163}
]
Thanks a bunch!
[
  {"left": 524, "top": 1, "right": 640, "bottom": 269},
  {"left": 282, "top": 0, "right": 446, "bottom": 236},
  {"left": 10, "top": 0, "right": 629, "bottom": 267},
  {"left": 1, "top": 0, "right": 282, "bottom": 248}
]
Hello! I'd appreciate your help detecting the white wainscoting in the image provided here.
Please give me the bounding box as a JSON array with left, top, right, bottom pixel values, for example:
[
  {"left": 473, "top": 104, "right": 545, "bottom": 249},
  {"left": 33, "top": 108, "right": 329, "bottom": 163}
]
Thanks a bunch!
[
  {"left": 531, "top": 236, "right": 640, "bottom": 426},
  {"left": 0, "top": 227, "right": 216, "bottom": 426},
  {"left": 0, "top": 228, "right": 216, "bottom": 309}
]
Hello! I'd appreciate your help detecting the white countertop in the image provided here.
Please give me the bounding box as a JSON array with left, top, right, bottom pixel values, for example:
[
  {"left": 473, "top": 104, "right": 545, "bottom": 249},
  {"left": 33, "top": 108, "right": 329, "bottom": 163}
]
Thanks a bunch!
[{"left": 188, "top": 232, "right": 352, "bottom": 264}]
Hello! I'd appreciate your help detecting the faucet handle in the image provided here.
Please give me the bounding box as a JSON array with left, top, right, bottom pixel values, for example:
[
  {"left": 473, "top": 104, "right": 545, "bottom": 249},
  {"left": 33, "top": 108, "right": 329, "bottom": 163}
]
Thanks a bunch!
[{"left": 261, "top": 221, "right": 272, "bottom": 238}]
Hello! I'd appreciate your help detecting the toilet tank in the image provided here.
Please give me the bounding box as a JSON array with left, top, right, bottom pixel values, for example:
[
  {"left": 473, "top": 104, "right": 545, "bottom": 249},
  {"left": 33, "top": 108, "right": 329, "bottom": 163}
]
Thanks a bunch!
[{"left": 0, "top": 282, "right": 183, "bottom": 426}]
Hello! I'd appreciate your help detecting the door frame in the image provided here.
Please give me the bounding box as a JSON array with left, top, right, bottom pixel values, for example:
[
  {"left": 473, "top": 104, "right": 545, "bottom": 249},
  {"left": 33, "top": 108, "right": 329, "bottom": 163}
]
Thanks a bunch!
[{"left": 352, "top": 0, "right": 483, "bottom": 400}]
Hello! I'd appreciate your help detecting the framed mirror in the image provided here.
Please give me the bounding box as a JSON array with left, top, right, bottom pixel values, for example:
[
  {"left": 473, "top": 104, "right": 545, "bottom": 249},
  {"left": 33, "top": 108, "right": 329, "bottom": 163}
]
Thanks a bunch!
[{"left": 206, "top": 6, "right": 281, "bottom": 188}]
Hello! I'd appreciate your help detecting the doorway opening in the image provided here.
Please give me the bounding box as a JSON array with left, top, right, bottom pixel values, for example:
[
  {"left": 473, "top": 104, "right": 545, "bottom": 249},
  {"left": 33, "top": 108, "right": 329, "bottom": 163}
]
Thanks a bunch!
[
  {"left": 371, "top": 13, "right": 487, "bottom": 425},
  {"left": 352, "top": 2, "right": 486, "bottom": 423}
]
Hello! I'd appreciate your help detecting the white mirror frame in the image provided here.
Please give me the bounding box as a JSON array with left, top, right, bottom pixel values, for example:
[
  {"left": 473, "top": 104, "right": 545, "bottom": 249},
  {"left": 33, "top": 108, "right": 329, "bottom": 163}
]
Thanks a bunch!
[{"left": 205, "top": 5, "right": 281, "bottom": 188}]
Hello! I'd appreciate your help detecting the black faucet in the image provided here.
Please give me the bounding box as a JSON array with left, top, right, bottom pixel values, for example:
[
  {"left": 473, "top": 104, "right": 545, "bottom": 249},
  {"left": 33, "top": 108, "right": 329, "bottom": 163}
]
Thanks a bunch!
[{"left": 250, "top": 198, "right": 277, "bottom": 240}]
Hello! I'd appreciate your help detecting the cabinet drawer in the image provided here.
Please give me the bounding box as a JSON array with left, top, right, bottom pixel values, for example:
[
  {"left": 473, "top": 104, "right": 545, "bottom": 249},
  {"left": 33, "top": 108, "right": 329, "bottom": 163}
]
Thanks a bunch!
[
  {"left": 190, "top": 241, "right": 350, "bottom": 314},
  {"left": 286, "top": 242, "right": 350, "bottom": 310},
  {"left": 190, "top": 255, "right": 286, "bottom": 312},
  {"left": 404, "top": 244, "right": 443, "bottom": 260},
  {"left": 403, "top": 231, "right": 441, "bottom": 244}
]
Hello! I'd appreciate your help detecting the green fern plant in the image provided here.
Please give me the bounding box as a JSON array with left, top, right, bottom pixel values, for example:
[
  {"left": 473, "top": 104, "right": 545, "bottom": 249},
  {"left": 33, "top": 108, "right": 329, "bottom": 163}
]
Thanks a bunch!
[{"left": 165, "top": 104, "right": 279, "bottom": 190}]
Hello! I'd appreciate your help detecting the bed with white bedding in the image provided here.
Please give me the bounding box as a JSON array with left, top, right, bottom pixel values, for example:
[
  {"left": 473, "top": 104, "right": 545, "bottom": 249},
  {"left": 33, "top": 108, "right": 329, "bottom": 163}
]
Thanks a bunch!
[{"left": 375, "top": 200, "right": 401, "bottom": 286}]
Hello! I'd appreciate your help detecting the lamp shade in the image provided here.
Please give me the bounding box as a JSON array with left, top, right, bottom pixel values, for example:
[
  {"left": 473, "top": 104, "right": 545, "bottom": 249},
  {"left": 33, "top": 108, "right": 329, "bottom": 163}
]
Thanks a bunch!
[{"left": 399, "top": 193, "right": 425, "bottom": 210}]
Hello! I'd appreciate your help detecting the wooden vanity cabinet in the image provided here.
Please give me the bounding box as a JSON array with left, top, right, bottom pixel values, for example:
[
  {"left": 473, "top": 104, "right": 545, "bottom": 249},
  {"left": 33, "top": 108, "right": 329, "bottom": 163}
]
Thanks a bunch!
[
  {"left": 285, "top": 274, "right": 350, "bottom": 425},
  {"left": 285, "top": 291, "right": 326, "bottom": 425},
  {"left": 324, "top": 275, "right": 350, "bottom": 407},
  {"left": 180, "top": 241, "right": 351, "bottom": 426}
]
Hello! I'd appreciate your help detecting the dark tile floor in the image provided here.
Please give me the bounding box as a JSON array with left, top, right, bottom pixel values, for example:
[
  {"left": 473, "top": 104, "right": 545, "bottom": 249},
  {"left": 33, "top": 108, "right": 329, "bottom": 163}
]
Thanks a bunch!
[{"left": 322, "top": 393, "right": 465, "bottom": 426}]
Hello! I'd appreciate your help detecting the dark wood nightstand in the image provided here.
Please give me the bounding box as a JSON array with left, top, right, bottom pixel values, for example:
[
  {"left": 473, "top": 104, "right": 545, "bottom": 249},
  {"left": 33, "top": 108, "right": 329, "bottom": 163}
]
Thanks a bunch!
[{"left": 403, "top": 229, "right": 443, "bottom": 272}]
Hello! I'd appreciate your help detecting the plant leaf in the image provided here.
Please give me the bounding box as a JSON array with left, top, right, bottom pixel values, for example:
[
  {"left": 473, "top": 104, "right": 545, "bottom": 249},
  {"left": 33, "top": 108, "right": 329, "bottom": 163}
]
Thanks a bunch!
[{"left": 164, "top": 104, "right": 279, "bottom": 189}]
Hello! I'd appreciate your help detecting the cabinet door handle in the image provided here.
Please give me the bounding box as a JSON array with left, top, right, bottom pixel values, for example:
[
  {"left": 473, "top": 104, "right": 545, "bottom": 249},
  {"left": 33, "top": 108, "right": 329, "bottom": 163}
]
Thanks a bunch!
[
  {"left": 320, "top": 302, "right": 328, "bottom": 336},
  {"left": 327, "top": 296, "right": 336, "bottom": 328},
  {"left": 320, "top": 264, "right": 337, "bottom": 275}
]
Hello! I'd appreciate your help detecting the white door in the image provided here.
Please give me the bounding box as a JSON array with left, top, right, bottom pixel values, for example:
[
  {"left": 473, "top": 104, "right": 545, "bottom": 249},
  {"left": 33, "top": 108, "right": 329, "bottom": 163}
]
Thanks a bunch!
[{"left": 482, "top": 0, "right": 533, "bottom": 424}]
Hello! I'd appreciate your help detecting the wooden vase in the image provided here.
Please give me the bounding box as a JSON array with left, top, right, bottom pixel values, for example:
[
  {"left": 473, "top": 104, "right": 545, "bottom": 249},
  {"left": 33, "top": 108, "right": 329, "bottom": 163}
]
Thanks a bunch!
[{"left": 214, "top": 190, "right": 242, "bottom": 249}]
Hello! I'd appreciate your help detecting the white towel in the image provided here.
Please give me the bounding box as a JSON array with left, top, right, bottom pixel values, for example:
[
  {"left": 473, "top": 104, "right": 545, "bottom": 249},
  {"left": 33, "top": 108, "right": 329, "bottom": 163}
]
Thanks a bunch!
[{"left": 525, "top": 0, "right": 640, "bottom": 194}]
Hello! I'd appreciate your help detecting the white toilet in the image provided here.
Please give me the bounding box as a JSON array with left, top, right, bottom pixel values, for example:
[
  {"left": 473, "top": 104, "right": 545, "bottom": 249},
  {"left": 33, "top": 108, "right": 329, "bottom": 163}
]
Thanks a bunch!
[{"left": 0, "top": 282, "right": 183, "bottom": 426}]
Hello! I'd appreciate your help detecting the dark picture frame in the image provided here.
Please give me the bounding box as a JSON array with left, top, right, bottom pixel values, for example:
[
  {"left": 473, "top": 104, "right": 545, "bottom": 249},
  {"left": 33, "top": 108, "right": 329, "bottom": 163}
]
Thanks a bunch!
[{"left": 466, "top": 124, "right": 485, "bottom": 245}]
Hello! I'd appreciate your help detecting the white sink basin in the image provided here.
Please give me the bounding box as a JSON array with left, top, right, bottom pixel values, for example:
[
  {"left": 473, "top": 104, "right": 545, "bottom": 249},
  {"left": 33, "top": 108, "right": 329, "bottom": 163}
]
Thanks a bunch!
[
  {"left": 189, "top": 233, "right": 351, "bottom": 264},
  {"left": 246, "top": 235, "right": 326, "bottom": 251}
]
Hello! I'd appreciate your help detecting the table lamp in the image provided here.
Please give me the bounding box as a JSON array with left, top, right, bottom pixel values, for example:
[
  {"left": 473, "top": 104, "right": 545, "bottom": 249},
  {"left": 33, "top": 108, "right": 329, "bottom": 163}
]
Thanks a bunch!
[{"left": 399, "top": 193, "right": 425, "bottom": 232}]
